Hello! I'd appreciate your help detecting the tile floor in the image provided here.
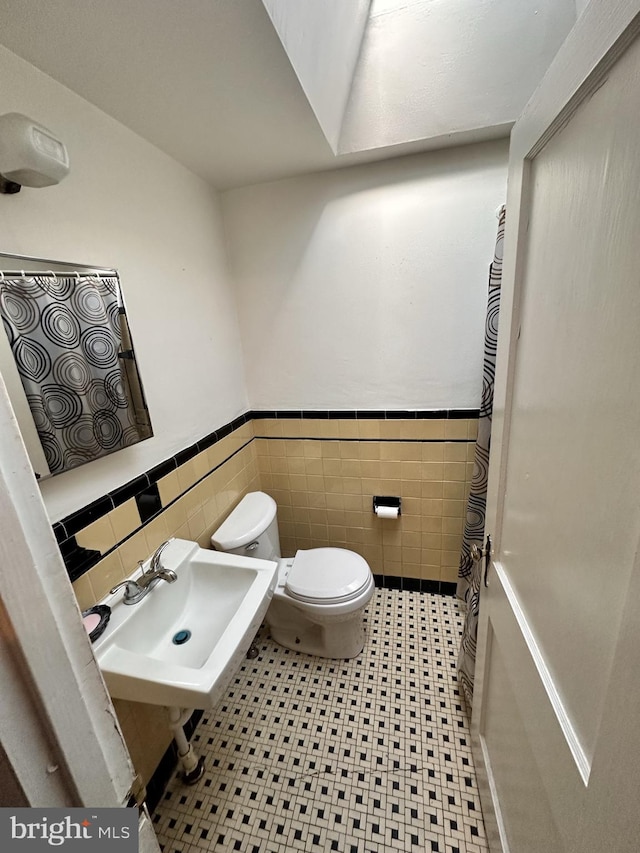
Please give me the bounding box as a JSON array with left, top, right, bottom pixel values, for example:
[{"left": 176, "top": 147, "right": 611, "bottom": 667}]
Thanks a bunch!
[{"left": 152, "top": 590, "right": 488, "bottom": 853}]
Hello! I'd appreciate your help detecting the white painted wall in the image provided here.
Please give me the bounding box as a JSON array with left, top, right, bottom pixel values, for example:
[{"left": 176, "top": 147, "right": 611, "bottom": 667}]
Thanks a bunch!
[
  {"left": 261, "top": 0, "right": 371, "bottom": 152},
  {"left": 0, "top": 47, "right": 248, "bottom": 522},
  {"left": 339, "top": 0, "right": 576, "bottom": 154},
  {"left": 575, "top": 0, "right": 591, "bottom": 16},
  {"left": 222, "top": 140, "right": 508, "bottom": 411}
]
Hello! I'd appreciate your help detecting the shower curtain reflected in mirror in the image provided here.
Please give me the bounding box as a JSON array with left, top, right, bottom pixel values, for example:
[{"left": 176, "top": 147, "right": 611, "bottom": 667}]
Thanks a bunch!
[
  {"left": 457, "top": 206, "right": 505, "bottom": 708},
  {"left": 0, "top": 272, "right": 144, "bottom": 474}
]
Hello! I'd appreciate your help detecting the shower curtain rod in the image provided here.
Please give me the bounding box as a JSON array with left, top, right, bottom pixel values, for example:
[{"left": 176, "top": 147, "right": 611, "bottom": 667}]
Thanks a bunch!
[
  {"left": 0, "top": 250, "right": 116, "bottom": 275},
  {"left": 0, "top": 269, "right": 117, "bottom": 278}
]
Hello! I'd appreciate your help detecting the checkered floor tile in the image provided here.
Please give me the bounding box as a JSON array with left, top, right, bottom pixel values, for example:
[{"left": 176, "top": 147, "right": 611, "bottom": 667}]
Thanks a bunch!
[{"left": 152, "top": 590, "right": 488, "bottom": 853}]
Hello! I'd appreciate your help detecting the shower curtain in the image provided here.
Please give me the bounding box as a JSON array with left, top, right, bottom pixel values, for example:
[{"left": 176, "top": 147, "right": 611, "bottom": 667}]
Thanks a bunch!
[
  {"left": 456, "top": 206, "right": 505, "bottom": 708},
  {"left": 0, "top": 273, "right": 141, "bottom": 474}
]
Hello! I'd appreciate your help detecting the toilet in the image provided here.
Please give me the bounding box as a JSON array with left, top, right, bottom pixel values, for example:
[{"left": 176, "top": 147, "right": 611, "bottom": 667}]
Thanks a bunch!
[{"left": 211, "top": 491, "right": 374, "bottom": 659}]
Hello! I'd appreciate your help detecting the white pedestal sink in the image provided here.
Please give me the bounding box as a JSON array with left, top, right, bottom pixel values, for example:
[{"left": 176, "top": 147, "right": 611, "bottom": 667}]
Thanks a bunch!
[{"left": 93, "top": 538, "right": 277, "bottom": 709}]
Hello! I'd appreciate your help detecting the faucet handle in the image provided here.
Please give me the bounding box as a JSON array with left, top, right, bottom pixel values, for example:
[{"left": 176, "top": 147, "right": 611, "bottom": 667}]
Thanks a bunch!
[
  {"left": 110, "top": 579, "right": 141, "bottom": 597},
  {"left": 109, "top": 577, "right": 146, "bottom": 605}
]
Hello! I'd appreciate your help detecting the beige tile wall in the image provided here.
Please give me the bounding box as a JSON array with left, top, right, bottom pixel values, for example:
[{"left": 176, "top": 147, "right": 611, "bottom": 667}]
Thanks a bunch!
[
  {"left": 253, "top": 417, "right": 477, "bottom": 585},
  {"left": 69, "top": 414, "right": 477, "bottom": 790}
]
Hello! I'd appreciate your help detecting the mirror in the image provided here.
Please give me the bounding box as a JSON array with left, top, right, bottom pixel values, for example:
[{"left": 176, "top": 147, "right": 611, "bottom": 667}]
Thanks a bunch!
[{"left": 0, "top": 253, "right": 153, "bottom": 479}]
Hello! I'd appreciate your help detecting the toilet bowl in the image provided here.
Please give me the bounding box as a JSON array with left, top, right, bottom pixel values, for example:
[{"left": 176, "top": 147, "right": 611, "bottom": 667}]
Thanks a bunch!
[{"left": 211, "top": 491, "right": 374, "bottom": 659}]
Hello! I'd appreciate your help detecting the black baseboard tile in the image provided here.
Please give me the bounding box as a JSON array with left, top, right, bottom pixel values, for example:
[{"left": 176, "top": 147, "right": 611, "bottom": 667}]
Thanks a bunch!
[
  {"left": 373, "top": 574, "right": 459, "bottom": 596},
  {"left": 420, "top": 579, "right": 441, "bottom": 594}
]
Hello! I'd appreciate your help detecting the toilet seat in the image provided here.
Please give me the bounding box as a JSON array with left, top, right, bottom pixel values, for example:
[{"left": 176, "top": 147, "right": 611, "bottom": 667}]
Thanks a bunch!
[{"left": 285, "top": 548, "right": 371, "bottom": 605}]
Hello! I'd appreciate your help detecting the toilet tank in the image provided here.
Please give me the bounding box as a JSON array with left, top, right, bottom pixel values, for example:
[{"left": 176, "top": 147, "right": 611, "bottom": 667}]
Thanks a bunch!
[{"left": 211, "top": 491, "right": 281, "bottom": 561}]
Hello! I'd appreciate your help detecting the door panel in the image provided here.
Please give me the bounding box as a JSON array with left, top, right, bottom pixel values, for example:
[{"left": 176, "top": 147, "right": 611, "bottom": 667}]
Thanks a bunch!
[
  {"left": 481, "top": 627, "right": 563, "bottom": 853},
  {"left": 500, "top": 30, "right": 640, "bottom": 760},
  {"left": 480, "top": 565, "right": 587, "bottom": 851},
  {"left": 472, "top": 3, "right": 640, "bottom": 851}
]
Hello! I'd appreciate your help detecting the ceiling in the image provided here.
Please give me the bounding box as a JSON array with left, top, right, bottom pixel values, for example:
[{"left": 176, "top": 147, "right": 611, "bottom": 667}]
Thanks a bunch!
[
  {"left": 0, "top": 0, "right": 548, "bottom": 191},
  {"left": 0, "top": 0, "right": 350, "bottom": 189}
]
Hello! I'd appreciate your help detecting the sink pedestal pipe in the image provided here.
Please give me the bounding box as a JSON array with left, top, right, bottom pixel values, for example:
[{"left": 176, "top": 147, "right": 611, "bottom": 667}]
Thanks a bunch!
[{"left": 168, "top": 707, "right": 205, "bottom": 785}]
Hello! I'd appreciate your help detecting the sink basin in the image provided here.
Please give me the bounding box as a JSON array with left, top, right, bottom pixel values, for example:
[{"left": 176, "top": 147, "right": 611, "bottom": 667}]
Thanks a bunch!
[{"left": 93, "top": 538, "right": 277, "bottom": 708}]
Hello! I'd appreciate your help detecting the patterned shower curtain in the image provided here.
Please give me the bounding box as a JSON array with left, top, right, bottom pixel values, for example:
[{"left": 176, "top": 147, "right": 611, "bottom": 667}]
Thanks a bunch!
[
  {"left": 456, "top": 206, "right": 505, "bottom": 708},
  {"left": 0, "top": 273, "right": 142, "bottom": 474}
]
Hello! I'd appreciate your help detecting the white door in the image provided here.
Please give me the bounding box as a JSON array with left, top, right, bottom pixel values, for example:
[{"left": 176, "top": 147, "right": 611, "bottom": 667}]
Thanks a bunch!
[
  {"left": 0, "top": 378, "right": 160, "bottom": 850},
  {"left": 472, "top": 2, "right": 640, "bottom": 851}
]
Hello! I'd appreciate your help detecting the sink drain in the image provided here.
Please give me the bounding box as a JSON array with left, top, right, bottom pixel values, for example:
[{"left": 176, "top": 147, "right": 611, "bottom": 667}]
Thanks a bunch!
[{"left": 172, "top": 630, "right": 191, "bottom": 645}]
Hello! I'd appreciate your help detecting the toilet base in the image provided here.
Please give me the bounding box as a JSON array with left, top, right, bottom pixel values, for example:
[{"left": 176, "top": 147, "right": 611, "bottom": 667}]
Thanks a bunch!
[{"left": 266, "top": 599, "right": 367, "bottom": 659}]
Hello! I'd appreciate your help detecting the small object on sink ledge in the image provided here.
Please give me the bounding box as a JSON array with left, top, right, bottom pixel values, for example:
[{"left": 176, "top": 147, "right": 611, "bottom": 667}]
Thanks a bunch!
[{"left": 82, "top": 604, "right": 111, "bottom": 643}]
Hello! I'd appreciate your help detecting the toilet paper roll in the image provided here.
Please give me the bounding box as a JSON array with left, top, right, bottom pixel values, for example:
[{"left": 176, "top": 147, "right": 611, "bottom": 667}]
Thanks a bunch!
[{"left": 375, "top": 505, "right": 399, "bottom": 519}]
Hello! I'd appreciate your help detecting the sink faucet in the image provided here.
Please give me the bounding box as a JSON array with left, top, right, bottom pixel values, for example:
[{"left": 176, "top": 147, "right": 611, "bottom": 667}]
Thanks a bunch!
[
  {"left": 110, "top": 539, "right": 178, "bottom": 605},
  {"left": 150, "top": 538, "right": 174, "bottom": 573}
]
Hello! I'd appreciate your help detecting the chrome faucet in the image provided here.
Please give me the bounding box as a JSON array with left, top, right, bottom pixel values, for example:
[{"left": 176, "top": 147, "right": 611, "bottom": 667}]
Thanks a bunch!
[
  {"left": 110, "top": 539, "right": 178, "bottom": 604},
  {"left": 149, "top": 538, "right": 175, "bottom": 573}
]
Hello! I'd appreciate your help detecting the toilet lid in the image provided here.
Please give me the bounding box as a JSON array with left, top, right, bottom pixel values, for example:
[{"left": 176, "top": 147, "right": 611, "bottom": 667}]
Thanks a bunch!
[{"left": 286, "top": 548, "right": 371, "bottom": 603}]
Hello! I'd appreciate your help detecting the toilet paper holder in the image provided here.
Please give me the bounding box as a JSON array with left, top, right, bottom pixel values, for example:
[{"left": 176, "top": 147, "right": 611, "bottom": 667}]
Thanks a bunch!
[{"left": 373, "top": 496, "right": 401, "bottom": 516}]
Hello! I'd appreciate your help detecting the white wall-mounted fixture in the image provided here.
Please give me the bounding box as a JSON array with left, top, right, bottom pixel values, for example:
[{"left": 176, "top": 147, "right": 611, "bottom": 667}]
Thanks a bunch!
[{"left": 0, "top": 112, "right": 69, "bottom": 194}]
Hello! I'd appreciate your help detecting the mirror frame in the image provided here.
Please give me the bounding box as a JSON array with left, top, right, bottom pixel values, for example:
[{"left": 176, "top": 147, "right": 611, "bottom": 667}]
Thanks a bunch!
[{"left": 0, "top": 251, "right": 153, "bottom": 479}]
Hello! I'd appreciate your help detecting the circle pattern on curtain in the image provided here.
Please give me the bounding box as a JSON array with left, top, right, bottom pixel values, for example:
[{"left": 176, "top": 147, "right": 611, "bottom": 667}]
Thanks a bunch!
[{"left": 0, "top": 274, "right": 141, "bottom": 474}]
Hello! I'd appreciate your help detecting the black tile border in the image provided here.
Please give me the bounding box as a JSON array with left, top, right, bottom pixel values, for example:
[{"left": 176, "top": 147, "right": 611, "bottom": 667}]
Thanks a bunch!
[
  {"left": 256, "top": 436, "right": 472, "bottom": 444},
  {"left": 147, "top": 457, "right": 177, "bottom": 482},
  {"left": 374, "top": 576, "right": 457, "bottom": 596},
  {"left": 63, "top": 494, "right": 114, "bottom": 538},
  {"left": 56, "top": 408, "right": 477, "bottom": 582},
  {"left": 111, "top": 474, "right": 150, "bottom": 510},
  {"left": 251, "top": 409, "right": 479, "bottom": 420},
  {"left": 354, "top": 410, "right": 386, "bottom": 419}
]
